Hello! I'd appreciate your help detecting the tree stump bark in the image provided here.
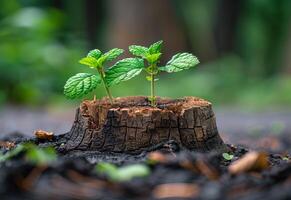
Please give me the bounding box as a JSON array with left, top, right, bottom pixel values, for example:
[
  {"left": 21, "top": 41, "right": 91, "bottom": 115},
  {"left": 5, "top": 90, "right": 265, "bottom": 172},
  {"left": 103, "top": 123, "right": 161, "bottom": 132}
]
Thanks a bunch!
[{"left": 63, "top": 96, "right": 226, "bottom": 153}]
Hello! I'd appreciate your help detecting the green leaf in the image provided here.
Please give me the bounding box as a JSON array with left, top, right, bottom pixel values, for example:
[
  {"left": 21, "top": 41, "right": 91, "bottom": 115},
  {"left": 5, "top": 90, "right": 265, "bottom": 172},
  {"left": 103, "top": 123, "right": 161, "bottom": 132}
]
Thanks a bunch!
[
  {"left": 103, "top": 48, "right": 124, "bottom": 62},
  {"left": 95, "top": 163, "right": 150, "bottom": 182},
  {"left": 149, "top": 40, "right": 163, "bottom": 54},
  {"left": 96, "top": 162, "right": 118, "bottom": 175},
  {"left": 161, "top": 53, "right": 199, "bottom": 73},
  {"left": 222, "top": 153, "right": 234, "bottom": 161},
  {"left": 96, "top": 55, "right": 108, "bottom": 67},
  {"left": 0, "top": 143, "right": 57, "bottom": 165},
  {"left": 79, "top": 57, "right": 98, "bottom": 68},
  {"left": 0, "top": 144, "right": 26, "bottom": 162},
  {"left": 87, "top": 49, "right": 102, "bottom": 60},
  {"left": 105, "top": 58, "right": 144, "bottom": 86},
  {"left": 129, "top": 45, "right": 149, "bottom": 57},
  {"left": 145, "top": 53, "right": 161, "bottom": 64},
  {"left": 282, "top": 157, "right": 289, "bottom": 161},
  {"left": 64, "top": 73, "right": 101, "bottom": 99},
  {"left": 25, "top": 146, "right": 57, "bottom": 165},
  {"left": 113, "top": 164, "right": 150, "bottom": 181}
]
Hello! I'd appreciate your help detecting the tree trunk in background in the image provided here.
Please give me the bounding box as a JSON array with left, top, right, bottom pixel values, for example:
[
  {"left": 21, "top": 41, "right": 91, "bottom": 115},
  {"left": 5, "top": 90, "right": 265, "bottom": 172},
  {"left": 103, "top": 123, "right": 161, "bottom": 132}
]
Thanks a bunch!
[
  {"left": 85, "top": 0, "right": 99, "bottom": 49},
  {"left": 106, "top": 0, "right": 188, "bottom": 61},
  {"left": 283, "top": 22, "right": 291, "bottom": 74},
  {"left": 214, "top": 0, "right": 241, "bottom": 55},
  {"left": 62, "top": 0, "right": 86, "bottom": 39}
]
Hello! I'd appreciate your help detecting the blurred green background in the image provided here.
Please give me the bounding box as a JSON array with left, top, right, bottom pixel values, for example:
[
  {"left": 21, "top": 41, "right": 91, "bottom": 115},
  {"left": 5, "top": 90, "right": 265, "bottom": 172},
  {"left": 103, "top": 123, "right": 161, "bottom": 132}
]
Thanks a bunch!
[{"left": 0, "top": 0, "right": 291, "bottom": 109}]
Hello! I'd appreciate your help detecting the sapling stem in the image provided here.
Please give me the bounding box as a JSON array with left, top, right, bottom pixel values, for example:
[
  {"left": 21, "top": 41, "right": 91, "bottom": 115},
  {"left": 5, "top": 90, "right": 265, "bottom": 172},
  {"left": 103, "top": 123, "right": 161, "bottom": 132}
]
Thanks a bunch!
[
  {"left": 148, "top": 63, "right": 157, "bottom": 107},
  {"left": 150, "top": 73, "right": 155, "bottom": 106},
  {"left": 126, "top": 40, "right": 199, "bottom": 108},
  {"left": 98, "top": 67, "right": 114, "bottom": 104}
]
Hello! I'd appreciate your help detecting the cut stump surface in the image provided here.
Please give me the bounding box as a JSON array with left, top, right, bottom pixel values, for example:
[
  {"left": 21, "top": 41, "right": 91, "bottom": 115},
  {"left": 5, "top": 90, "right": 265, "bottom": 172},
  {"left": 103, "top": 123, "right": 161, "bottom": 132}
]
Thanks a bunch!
[{"left": 63, "top": 96, "right": 226, "bottom": 153}]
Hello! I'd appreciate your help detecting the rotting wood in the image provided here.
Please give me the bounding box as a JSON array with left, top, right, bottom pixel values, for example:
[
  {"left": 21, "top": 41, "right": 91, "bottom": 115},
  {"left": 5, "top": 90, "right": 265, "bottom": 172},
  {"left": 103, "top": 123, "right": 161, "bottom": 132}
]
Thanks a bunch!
[{"left": 63, "top": 96, "right": 226, "bottom": 153}]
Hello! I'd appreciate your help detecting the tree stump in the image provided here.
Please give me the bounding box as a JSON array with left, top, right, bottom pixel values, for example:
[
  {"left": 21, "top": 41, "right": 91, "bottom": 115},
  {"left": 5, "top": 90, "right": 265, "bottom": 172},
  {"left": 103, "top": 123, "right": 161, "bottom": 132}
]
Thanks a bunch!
[{"left": 63, "top": 96, "right": 226, "bottom": 153}]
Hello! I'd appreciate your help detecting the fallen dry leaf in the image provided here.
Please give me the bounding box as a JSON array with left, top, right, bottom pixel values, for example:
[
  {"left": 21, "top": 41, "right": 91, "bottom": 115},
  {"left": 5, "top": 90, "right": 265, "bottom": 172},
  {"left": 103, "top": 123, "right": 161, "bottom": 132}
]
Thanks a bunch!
[
  {"left": 180, "top": 160, "right": 198, "bottom": 172},
  {"left": 153, "top": 183, "right": 199, "bottom": 199},
  {"left": 228, "top": 151, "right": 269, "bottom": 175},
  {"left": 0, "top": 141, "right": 15, "bottom": 149},
  {"left": 147, "top": 151, "right": 168, "bottom": 163},
  {"left": 179, "top": 158, "right": 220, "bottom": 180},
  {"left": 195, "top": 160, "right": 220, "bottom": 180},
  {"left": 19, "top": 165, "right": 48, "bottom": 191},
  {"left": 34, "top": 130, "right": 54, "bottom": 140}
]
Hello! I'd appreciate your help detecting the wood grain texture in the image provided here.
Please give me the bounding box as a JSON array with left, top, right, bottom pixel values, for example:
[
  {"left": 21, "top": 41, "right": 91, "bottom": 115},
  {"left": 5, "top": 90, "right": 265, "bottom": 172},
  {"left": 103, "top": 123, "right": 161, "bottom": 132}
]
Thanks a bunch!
[{"left": 63, "top": 96, "right": 226, "bottom": 153}]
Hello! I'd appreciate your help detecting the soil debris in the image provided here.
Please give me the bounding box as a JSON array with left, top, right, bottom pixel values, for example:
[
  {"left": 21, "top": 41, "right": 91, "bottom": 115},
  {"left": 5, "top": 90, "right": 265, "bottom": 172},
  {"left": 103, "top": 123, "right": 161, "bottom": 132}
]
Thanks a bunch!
[
  {"left": 153, "top": 183, "right": 200, "bottom": 199},
  {"left": 228, "top": 151, "right": 269, "bottom": 175},
  {"left": 0, "top": 140, "right": 15, "bottom": 150},
  {"left": 34, "top": 130, "right": 54, "bottom": 140},
  {"left": 147, "top": 151, "right": 169, "bottom": 163}
]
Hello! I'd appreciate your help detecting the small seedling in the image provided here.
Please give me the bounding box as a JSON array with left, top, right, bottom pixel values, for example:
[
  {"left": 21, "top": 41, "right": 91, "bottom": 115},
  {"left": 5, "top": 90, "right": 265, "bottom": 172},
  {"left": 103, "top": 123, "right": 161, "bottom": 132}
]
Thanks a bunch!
[
  {"left": 0, "top": 143, "right": 57, "bottom": 165},
  {"left": 64, "top": 48, "right": 125, "bottom": 103},
  {"left": 0, "top": 143, "right": 26, "bottom": 162},
  {"left": 25, "top": 144, "right": 57, "bottom": 165},
  {"left": 95, "top": 162, "right": 150, "bottom": 182},
  {"left": 128, "top": 40, "right": 199, "bottom": 106},
  {"left": 282, "top": 157, "right": 289, "bottom": 161},
  {"left": 222, "top": 152, "right": 234, "bottom": 161}
]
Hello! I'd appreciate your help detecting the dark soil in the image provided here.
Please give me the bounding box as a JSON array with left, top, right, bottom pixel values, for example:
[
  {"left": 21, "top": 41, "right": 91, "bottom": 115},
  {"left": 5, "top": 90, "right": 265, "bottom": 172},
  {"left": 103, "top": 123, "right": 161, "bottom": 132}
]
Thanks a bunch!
[{"left": 0, "top": 132, "right": 290, "bottom": 200}]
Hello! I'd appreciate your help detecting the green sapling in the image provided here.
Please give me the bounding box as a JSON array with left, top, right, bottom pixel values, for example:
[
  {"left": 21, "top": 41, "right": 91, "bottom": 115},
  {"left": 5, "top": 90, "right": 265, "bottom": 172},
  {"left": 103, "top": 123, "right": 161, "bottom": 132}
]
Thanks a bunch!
[
  {"left": 128, "top": 40, "right": 200, "bottom": 106},
  {"left": 64, "top": 41, "right": 199, "bottom": 107},
  {"left": 64, "top": 48, "right": 125, "bottom": 103}
]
